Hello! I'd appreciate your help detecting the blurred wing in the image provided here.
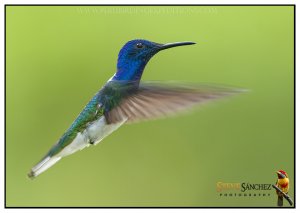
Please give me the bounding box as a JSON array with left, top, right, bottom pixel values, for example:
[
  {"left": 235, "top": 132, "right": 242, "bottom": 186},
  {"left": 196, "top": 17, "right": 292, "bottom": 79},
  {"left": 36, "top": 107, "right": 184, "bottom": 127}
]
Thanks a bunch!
[{"left": 105, "top": 81, "right": 245, "bottom": 124}]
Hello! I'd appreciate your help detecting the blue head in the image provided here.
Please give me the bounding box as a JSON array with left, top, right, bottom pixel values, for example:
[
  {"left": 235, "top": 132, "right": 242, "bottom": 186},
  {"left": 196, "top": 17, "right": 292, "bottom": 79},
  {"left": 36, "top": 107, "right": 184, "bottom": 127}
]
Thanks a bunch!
[{"left": 112, "top": 39, "right": 195, "bottom": 82}]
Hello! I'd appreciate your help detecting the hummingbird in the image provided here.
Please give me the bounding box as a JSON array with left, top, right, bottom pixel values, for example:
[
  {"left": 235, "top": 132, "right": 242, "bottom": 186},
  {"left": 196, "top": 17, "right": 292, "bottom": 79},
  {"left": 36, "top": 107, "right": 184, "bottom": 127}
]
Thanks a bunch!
[{"left": 28, "top": 39, "right": 241, "bottom": 179}]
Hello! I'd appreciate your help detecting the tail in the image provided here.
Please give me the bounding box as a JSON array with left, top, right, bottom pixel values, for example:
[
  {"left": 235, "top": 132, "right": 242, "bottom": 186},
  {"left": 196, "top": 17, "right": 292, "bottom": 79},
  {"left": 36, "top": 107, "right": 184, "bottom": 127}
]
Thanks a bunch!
[
  {"left": 277, "top": 195, "right": 283, "bottom": 207},
  {"left": 28, "top": 155, "right": 61, "bottom": 179}
]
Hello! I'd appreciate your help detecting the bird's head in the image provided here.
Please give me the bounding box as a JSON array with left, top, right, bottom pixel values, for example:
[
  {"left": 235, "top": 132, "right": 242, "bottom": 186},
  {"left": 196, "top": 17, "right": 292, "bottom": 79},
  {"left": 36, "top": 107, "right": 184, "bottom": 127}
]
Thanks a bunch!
[
  {"left": 114, "top": 39, "right": 195, "bottom": 81},
  {"left": 276, "top": 170, "right": 288, "bottom": 179}
]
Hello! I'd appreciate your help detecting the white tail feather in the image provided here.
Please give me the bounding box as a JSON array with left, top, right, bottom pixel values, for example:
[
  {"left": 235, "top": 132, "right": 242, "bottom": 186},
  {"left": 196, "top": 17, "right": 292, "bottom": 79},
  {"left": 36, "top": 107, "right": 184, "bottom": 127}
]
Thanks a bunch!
[
  {"left": 28, "top": 117, "right": 126, "bottom": 179},
  {"left": 28, "top": 156, "right": 61, "bottom": 179}
]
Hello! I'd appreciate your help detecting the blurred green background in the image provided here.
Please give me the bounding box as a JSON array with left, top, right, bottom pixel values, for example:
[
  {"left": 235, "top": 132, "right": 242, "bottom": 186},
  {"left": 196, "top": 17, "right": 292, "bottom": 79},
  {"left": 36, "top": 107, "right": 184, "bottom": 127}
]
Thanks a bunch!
[{"left": 6, "top": 6, "right": 294, "bottom": 207}]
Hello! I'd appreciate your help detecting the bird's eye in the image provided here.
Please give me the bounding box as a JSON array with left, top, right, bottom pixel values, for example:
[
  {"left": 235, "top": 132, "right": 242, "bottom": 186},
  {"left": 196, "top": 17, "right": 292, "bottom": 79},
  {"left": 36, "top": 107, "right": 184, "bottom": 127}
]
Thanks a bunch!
[{"left": 136, "top": 43, "right": 143, "bottom": 48}]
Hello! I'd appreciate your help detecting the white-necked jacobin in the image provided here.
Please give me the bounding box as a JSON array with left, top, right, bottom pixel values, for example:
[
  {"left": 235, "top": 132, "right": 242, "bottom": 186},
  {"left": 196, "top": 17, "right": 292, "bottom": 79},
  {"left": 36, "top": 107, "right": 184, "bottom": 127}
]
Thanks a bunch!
[{"left": 28, "top": 39, "right": 241, "bottom": 179}]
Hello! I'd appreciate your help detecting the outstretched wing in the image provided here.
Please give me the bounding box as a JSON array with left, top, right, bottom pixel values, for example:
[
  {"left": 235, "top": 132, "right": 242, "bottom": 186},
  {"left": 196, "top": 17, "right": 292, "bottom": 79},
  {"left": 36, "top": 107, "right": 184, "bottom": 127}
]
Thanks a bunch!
[{"left": 105, "top": 81, "right": 245, "bottom": 124}]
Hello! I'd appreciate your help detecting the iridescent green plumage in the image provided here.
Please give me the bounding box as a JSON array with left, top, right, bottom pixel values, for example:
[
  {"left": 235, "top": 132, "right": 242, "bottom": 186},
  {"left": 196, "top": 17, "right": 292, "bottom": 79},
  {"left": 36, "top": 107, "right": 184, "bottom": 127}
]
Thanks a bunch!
[
  {"left": 46, "top": 94, "right": 101, "bottom": 157},
  {"left": 46, "top": 81, "right": 133, "bottom": 157}
]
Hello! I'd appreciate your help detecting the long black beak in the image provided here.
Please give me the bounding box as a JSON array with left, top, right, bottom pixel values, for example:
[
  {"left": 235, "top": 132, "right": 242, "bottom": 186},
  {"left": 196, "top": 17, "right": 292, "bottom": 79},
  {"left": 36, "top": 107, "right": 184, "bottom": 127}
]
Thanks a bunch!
[
  {"left": 160, "top": 41, "right": 196, "bottom": 50},
  {"left": 276, "top": 171, "right": 286, "bottom": 179}
]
